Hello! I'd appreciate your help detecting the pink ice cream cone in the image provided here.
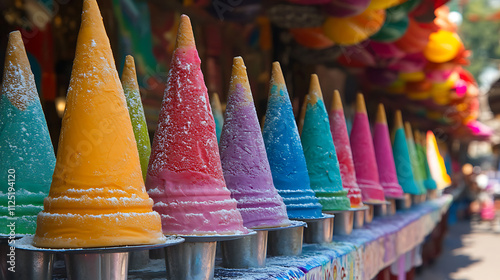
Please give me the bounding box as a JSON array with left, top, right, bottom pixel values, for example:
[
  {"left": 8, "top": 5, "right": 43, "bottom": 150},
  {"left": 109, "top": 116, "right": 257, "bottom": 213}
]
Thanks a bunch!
[
  {"left": 372, "top": 104, "right": 404, "bottom": 198},
  {"left": 350, "top": 94, "right": 386, "bottom": 203},
  {"left": 328, "top": 90, "right": 363, "bottom": 207},
  {"left": 146, "top": 15, "right": 247, "bottom": 236}
]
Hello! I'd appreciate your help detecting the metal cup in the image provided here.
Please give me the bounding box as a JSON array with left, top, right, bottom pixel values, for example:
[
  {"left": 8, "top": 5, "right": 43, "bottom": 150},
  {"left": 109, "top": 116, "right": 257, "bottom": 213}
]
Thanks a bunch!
[
  {"left": 165, "top": 241, "right": 216, "bottom": 280},
  {"left": 373, "top": 203, "right": 388, "bottom": 217},
  {"left": 325, "top": 210, "right": 354, "bottom": 236},
  {"left": 386, "top": 198, "right": 397, "bottom": 216},
  {"left": 427, "top": 189, "right": 437, "bottom": 200},
  {"left": 0, "top": 237, "right": 54, "bottom": 280},
  {"left": 396, "top": 194, "right": 412, "bottom": 210},
  {"left": 365, "top": 205, "right": 374, "bottom": 224},
  {"left": 65, "top": 252, "right": 128, "bottom": 280},
  {"left": 353, "top": 207, "right": 367, "bottom": 229},
  {"left": 148, "top": 248, "right": 165, "bottom": 259},
  {"left": 220, "top": 230, "right": 268, "bottom": 268},
  {"left": 411, "top": 194, "right": 421, "bottom": 205},
  {"left": 128, "top": 250, "right": 149, "bottom": 270},
  {"left": 267, "top": 221, "right": 306, "bottom": 256},
  {"left": 302, "top": 215, "right": 334, "bottom": 244}
]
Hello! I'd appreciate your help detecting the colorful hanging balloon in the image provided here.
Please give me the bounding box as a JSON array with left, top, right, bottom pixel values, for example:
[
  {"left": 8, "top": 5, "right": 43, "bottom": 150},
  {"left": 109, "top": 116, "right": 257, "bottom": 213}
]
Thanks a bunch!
[
  {"left": 386, "top": 0, "right": 422, "bottom": 21},
  {"left": 371, "top": 15, "right": 409, "bottom": 42},
  {"left": 395, "top": 18, "right": 436, "bottom": 53},
  {"left": 389, "top": 53, "right": 427, "bottom": 72},
  {"left": 399, "top": 71, "right": 425, "bottom": 82},
  {"left": 424, "top": 30, "right": 462, "bottom": 63},
  {"left": 323, "top": 9, "right": 386, "bottom": 45},
  {"left": 290, "top": 27, "right": 335, "bottom": 49},
  {"left": 369, "top": 40, "right": 406, "bottom": 59},
  {"left": 337, "top": 43, "right": 376, "bottom": 67},
  {"left": 366, "top": 0, "right": 402, "bottom": 11}
]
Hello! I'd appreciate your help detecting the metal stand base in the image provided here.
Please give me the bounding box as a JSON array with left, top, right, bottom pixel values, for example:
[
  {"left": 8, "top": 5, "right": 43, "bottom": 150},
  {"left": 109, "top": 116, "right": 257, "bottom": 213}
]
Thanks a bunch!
[
  {"left": 220, "top": 229, "right": 268, "bottom": 268},
  {"left": 299, "top": 214, "right": 335, "bottom": 244},
  {"left": 365, "top": 201, "right": 391, "bottom": 217},
  {"left": 396, "top": 194, "right": 412, "bottom": 210},
  {"left": 353, "top": 206, "right": 368, "bottom": 228},
  {"left": 128, "top": 250, "right": 149, "bottom": 270},
  {"left": 165, "top": 241, "right": 216, "bottom": 280},
  {"left": 13, "top": 235, "right": 183, "bottom": 280},
  {"left": 166, "top": 231, "right": 256, "bottom": 279},
  {"left": 267, "top": 221, "right": 306, "bottom": 256},
  {"left": 0, "top": 236, "right": 53, "bottom": 280},
  {"left": 324, "top": 210, "right": 354, "bottom": 236}
]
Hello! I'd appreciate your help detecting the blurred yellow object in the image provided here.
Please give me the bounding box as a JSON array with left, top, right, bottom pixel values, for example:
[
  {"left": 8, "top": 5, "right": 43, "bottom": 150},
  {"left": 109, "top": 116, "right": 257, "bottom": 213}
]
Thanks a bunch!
[
  {"left": 426, "top": 131, "right": 451, "bottom": 189},
  {"left": 426, "top": 111, "right": 442, "bottom": 120},
  {"left": 462, "top": 163, "right": 473, "bottom": 176},
  {"left": 434, "top": 72, "right": 458, "bottom": 90},
  {"left": 407, "top": 91, "right": 431, "bottom": 100},
  {"left": 386, "top": 79, "right": 406, "bottom": 94},
  {"left": 424, "top": 30, "right": 462, "bottom": 63},
  {"left": 432, "top": 93, "right": 451, "bottom": 105},
  {"left": 323, "top": 9, "right": 385, "bottom": 45},
  {"left": 399, "top": 71, "right": 425, "bottom": 82},
  {"left": 367, "top": 0, "right": 403, "bottom": 10}
]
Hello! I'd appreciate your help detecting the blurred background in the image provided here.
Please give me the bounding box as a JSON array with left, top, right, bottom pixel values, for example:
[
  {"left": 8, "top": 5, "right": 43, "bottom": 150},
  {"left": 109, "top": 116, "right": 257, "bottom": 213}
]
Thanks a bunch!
[{"left": 2, "top": 0, "right": 500, "bottom": 171}]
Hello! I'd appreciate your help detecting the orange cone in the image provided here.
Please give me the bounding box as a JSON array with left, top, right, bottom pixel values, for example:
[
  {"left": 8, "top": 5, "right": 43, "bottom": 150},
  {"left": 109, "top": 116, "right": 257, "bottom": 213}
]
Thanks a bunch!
[{"left": 33, "top": 0, "right": 165, "bottom": 248}]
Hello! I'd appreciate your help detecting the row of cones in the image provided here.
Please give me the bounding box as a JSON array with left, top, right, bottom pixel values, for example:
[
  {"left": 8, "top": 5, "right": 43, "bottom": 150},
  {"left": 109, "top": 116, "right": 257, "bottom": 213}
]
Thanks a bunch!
[{"left": 0, "top": 0, "right": 451, "bottom": 249}]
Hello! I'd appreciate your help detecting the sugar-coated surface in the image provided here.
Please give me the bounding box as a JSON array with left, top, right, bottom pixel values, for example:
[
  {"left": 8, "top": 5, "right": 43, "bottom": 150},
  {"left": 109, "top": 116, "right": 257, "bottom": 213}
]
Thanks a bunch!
[
  {"left": 301, "top": 99, "right": 350, "bottom": 211},
  {"left": 373, "top": 123, "right": 404, "bottom": 198},
  {"left": 33, "top": 0, "right": 165, "bottom": 248},
  {"left": 392, "top": 128, "right": 421, "bottom": 195},
  {"left": 146, "top": 18, "right": 247, "bottom": 235},
  {"left": 350, "top": 113, "right": 386, "bottom": 202},
  {"left": 406, "top": 135, "right": 427, "bottom": 195},
  {"left": 329, "top": 109, "right": 363, "bottom": 207},
  {"left": 263, "top": 81, "right": 323, "bottom": 219},
  {"left": 219, "top": 59, "right": 290, "bottom": 229},
  {"left": 122, "top": 56, "right": 151, "bottom": 181},
  {"left": 0, "top": 31, "right": 55, "bottom": 235}
]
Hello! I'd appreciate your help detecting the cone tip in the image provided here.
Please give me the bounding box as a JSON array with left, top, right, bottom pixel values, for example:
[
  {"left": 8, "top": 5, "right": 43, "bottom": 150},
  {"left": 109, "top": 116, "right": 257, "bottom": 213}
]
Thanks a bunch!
[
  {"left": 175, "top": 14, "right": 195, "bottom": 49},
  {"left": 271, "top": 61, "right": 285, "bottom": 85},
  {"left": 123, "top": 55, "right": 135, "bottom": 74},
  {"left": 414, "top": 130, "right": 421, "bottom": 143},
  {"left": 308, "top": 74, "right": 323, "bottom": 104},
  {"left": 125, "top": 55, "right": 134, "bottom": 64},
  {"left": 6, "top": 30, "right": 25, "bottom": 54},
  {"left": 331, "top": 90, "right": 343, "bottom": 111},
  {"left": 376, "top": 103, "right": 387, "bottom": 124},
  {"left": 3, "top": 29, "right": 36, "bottom": 111},
  {"left": 232, "top": 56, "right": 246, "bottom": 70},
  {"left": 355, "top": 93, "right": 367, "bottom": 114},
  {"left": 82, "top": 0, "right": 102, "bottom": 22},
  {"left": 394, "top": 110, "right": 403, "bottom": 129},
  {"left": 8, "top": 30, "right": 22, "bottom": 41},
  {"left": 231, "top": 56, "right": 247, "bottom": 78},
  {"left": 229, "top": 56, "right": 252, "bottom": 102},
  {"left": 210, "top": 92, "right": 222, "bottom": 110},
  {"left": 404, "top": 121, "right": 414, "bottom": 139}
]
